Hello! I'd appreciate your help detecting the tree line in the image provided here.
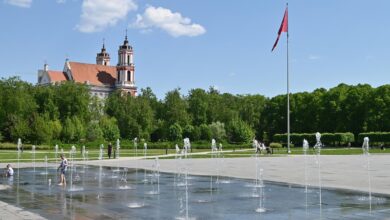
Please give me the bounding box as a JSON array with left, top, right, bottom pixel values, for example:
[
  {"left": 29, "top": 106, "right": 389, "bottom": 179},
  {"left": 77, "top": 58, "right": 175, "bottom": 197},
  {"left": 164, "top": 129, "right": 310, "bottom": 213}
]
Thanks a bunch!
[{"left": 0, "top": 77, "right": 388, "bottom": 145}]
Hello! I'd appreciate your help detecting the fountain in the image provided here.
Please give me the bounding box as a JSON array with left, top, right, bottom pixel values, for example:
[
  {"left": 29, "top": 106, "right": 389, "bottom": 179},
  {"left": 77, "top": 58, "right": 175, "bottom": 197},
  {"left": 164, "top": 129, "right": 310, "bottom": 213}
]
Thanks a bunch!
[
  {"left": 116, "top": 139, "right": 120, "bottom": 159},
  {"left": 175, "top": 144, "right": 180, "bottom": 155},
  {"left": 54, "top": 144, "right": 59, "bottom": 163},
  {"left": 99, "top": 144, "right": 104, "bottom": 160},
  {"left": 41, "top": 155, "right": 48, "bottom": 175},
  {"left": 144, "top": 142, "right": 148, "bottom": 158},
  {"left": 142, "top": 143, "right": 148, "bottom": 183},
  {"left": 255, "top": 168, "right": 266, "bottom": 213},
  {"left": 362, "top": 137, "right": 372, "bottom": 213},
  {"left": 211, "top": 139, "right": 217, "bottom": 152},
  {"left": 303, "top": 139, "right": 310, "bottom": 211},
  {"left": 119, "top": 168, "right": 132, "bottom": 190},
  {"left": 314, "top": 132, "right": 323, "bottom": 215},
  {"left": 134, "top": 137, "right": 138, "bottom": 157},
  {"left": 68, "top": 145, "right": 82, "bottom": 191},
  {"left": 183, "top": 138, "right": 191, "bottom": 158},
  {"left": 16, "top": 138, "right": 22, "bottom": 180},
  {"left": 32, "top": 145, "right": 36, "bottom": 173},
  {"left": 253, "top": 139, "right": 260, "bottom": 154},
  {"left": 176, "top": 155, "right": 190, "bottom": 219},
  {"left": 82, "top": 145, "right": 86, "bottom": 161},
  {"left": 150, "top": 157, "right": 160, "bottom": 195}
]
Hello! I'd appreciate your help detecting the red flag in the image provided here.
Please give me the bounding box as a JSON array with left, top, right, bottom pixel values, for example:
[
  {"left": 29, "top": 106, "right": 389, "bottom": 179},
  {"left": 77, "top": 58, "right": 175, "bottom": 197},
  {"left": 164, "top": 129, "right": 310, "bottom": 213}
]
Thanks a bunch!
[{"left": 271, "top": 7, "right": 288, "bottom": 52}]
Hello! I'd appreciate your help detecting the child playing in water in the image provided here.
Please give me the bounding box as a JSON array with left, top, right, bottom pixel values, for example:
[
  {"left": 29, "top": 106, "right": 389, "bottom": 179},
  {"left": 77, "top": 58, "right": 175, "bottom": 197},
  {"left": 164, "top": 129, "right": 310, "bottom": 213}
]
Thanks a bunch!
[
  {"left": 4, "top": 164, "right": 13, "bottom": 177},
  {"left": 57, "top": 154, "right": 68, "bottom": 186}
]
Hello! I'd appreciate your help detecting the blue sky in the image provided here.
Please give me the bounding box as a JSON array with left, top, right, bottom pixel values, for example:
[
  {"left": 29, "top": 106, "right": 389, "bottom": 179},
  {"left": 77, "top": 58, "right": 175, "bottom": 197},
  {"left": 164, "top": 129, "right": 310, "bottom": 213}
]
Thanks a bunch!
[{"left": 0, "top": 0, "right": 389, "bottom": 99}]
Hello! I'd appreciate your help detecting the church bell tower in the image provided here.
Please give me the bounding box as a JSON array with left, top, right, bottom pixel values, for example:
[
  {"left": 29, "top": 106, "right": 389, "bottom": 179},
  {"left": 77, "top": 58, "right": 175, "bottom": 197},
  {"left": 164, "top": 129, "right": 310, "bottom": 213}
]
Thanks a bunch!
[
  {"left": 116, "top": 32, "right": 137, "bottom": 96},
  {"left": 96, "top": 39, "right": 110, "bottom": 66}
]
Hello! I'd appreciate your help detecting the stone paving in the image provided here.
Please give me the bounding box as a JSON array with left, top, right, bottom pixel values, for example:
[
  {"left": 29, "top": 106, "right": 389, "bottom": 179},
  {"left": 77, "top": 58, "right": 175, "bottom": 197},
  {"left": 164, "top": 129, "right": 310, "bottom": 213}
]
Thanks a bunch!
[
  {"left": 76, "top": 153, "right": 390, "bottom": 195},
  {"left": 0, "top": 200, "right": 46, "bottom": 220}
]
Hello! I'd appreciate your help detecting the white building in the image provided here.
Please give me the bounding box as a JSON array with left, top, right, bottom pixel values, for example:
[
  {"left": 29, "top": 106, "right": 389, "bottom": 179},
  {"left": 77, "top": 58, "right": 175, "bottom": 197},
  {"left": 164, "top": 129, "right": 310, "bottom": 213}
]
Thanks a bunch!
[{"left": 38, "top": 35, "right": 137, "bottom": 98}]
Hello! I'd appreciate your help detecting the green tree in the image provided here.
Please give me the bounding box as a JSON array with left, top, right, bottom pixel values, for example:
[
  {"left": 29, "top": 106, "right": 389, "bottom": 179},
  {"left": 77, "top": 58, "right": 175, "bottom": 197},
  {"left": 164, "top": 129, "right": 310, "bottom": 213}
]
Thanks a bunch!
[
  {"left": 199, "top": 124, "right": 211, "bottom": 141},
  {"left": 30, "top": 113, "right": 52, "bottom": 144},
  {"left": 100, "top": 116, "right": 120, "bottom": 141},
  {"left": 55, "top": 81, "right": 90, "bottom": 123},
  {"left": 168, "top": 123, "right": 182, "bottom": 141},
  {"left": 86, "top": 121, "right": 104, "bottom": 141},
  {"left": 227, "top": 119, "right": 254, "bottom": 143},
  {"left": 209, "top": 121, "right": 227, "bottom": 142},
  {"left": 163, "top": 89, "right": 190, "bottom": 127},
  {"left": 188, "top": 88, "right": 208, "bottom": 126}
]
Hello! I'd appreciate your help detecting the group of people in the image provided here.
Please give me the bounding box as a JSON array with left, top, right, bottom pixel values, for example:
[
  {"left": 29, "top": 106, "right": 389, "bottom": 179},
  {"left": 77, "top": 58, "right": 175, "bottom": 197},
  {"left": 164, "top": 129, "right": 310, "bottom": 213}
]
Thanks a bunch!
[
  {"left": 4, "top": 154, "right": 68, "bottom": 186},
  {"left": 255, "top": 141, "right": 272, "bottom": 154}
]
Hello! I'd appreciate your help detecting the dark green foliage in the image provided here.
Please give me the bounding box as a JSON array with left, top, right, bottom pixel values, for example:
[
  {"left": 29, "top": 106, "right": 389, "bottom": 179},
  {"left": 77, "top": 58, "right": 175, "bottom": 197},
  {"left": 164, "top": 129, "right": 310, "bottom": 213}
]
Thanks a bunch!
[
  {"left": 199, "top": 124, "right": 211, "bottom": 140},
  {"left": 168, "top": 123, "right": 182, "bottom": 141},
  {"left": 0, "top": 76, "right": 387, "bottom": 147},
  {"left": 358, "top": 132, "right": 390, "bottom": 143}
]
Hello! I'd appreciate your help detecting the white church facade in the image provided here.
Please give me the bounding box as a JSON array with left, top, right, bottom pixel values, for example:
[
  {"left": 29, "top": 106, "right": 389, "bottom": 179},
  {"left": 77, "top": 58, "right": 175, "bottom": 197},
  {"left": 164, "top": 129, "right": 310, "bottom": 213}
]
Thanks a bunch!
[{"left": 38, "top": 35, "right": 137, "bottom": 97}]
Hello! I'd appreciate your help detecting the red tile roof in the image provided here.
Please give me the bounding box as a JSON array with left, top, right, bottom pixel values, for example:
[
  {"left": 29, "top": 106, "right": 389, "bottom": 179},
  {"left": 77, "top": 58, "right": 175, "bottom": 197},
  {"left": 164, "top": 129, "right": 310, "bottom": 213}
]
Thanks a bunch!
[
  {"left": 69, "top": 62, "right": 117, "bottom": 86},
  {"left": 47, "top": 70, "right": 67, "bottom": 82}
]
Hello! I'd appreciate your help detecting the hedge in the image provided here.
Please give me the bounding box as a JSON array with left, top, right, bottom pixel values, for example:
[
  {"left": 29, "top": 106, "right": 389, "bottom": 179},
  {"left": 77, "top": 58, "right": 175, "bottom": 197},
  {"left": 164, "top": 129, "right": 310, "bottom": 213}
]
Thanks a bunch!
[
  {"left": 273, "top": 132, "right": 355, "bottom": 147},
  {"left": 270, "top": 143, "right": 282, "bottom": 148},
  {"left": 358, "top": 132, "right": 390, "bottom": 143}
]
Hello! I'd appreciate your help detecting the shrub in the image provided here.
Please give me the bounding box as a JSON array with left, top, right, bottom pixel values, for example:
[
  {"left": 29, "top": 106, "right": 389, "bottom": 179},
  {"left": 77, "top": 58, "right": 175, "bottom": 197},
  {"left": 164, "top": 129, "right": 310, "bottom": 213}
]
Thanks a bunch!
[
  {"left": 358, "top": 132, "right": 390, "bottom": 143},
  {"left": 270, "top": 142, "right": 282, "bottom": 148},
  {"left": 273, "top": 132, "right": 355, "bottom": 146}
]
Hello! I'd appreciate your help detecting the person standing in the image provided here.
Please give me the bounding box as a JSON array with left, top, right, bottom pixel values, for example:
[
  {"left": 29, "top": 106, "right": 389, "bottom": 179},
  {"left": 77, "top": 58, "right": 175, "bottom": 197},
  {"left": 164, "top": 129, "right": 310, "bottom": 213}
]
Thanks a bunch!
[
  {"left": 57, "top": 154, "right": 68, "bottom": 186},
  {"left": 108, "top": 142, "right": 113, "bottom": 159}
]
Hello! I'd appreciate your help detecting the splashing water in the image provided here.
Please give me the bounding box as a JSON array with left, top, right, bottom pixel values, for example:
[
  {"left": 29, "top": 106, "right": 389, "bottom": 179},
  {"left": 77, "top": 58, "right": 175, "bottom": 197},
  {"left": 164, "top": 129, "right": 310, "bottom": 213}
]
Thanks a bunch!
[{"left": 362, "top": 137, "right": 372, "bottom": 213}]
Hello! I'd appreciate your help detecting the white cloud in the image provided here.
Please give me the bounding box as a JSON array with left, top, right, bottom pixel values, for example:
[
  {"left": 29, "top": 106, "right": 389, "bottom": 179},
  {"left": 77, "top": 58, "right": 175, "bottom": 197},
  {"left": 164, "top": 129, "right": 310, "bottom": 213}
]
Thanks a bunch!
[
  {"left": 76, "top": 0, "right": 138, "bottom": 33},
  {"left": 4, "top": 0, "right": 32, "bottom": 8},
  {"left": 132, "top": 6, "right": 206, "bottom": 37}
]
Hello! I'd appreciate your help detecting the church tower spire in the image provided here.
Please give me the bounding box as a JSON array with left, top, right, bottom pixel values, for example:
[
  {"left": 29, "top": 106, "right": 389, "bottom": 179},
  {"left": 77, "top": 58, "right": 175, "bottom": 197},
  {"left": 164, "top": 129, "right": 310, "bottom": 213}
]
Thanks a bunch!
[
  {"left": 96, "top": 38, "right": 110, "bottom": 66},
  {"left": 116, "top": 31, "right": 137, "bottom": 96}
]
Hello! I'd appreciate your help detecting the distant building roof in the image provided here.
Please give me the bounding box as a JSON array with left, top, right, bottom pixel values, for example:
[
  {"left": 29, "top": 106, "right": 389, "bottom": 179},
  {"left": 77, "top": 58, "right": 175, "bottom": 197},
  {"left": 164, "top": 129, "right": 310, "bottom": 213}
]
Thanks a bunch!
[
  {"left": 69, "top": 62, "right": 117, "bottom": 86},
  {"left": 47, "top": 70, "right": 67, "bottom": 82}
]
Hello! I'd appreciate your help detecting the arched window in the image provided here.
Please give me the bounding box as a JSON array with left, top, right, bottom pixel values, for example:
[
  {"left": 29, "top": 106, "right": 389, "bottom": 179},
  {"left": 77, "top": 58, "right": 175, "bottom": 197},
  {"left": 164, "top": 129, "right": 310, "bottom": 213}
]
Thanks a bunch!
[
  {"left": 127, "top": 71, "right": 131, "bottom": 81},
  {"left": 117, "top": 71, "right": 120, "bottom": 82},
  {"left": 127, "top": 55, "right": 130, "bottom": 64}
]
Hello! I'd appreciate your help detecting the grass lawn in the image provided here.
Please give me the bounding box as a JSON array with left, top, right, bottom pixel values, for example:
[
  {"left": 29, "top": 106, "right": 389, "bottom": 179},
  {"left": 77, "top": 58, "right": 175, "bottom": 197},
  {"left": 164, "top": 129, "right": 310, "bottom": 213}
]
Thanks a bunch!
[
  {"left": 0, "top": 149, "right": 210, "bottom": 163},
  {"left": 0, "top": 147, "right": 388, "bottom": 162}
]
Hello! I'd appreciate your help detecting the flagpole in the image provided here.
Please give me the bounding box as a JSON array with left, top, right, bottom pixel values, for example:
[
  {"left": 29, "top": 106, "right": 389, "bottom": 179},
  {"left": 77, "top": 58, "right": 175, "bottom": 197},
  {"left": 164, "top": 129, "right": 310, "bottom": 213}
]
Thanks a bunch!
[{"left": 286, "top": 2, "right": 291, "bottom": 154}]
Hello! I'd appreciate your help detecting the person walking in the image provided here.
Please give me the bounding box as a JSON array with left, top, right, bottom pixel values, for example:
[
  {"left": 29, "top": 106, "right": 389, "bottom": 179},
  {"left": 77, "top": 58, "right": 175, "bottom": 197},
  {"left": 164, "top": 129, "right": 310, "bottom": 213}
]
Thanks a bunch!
[
  {"left": 108, "top": 142, "right": 113, "bottom": 159},
  {"left": 57, "top": 154, "right": 68, "bottom": 186}
]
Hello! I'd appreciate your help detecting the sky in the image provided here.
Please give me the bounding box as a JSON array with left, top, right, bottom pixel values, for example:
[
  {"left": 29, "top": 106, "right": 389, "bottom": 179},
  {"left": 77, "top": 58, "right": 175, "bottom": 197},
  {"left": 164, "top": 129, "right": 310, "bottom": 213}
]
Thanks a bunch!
[{"left": 0, "top": 0, "right": 389, "bottom": 99}]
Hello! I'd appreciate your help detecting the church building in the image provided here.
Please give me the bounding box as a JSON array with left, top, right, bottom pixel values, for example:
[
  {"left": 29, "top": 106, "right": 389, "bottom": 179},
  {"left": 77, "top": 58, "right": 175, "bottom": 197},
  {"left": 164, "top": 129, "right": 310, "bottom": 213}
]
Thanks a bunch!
[{"left": 37, "top": 35, "right": 137, "bottom": 98}]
